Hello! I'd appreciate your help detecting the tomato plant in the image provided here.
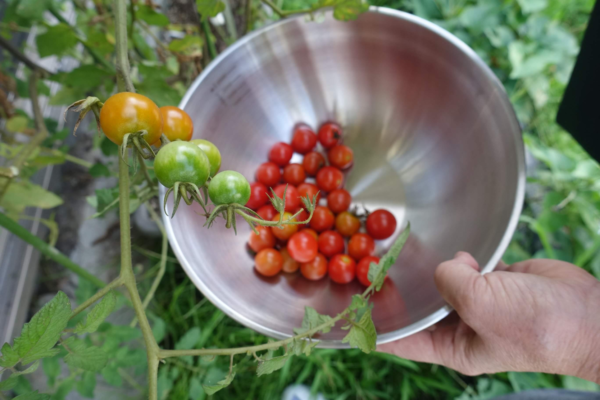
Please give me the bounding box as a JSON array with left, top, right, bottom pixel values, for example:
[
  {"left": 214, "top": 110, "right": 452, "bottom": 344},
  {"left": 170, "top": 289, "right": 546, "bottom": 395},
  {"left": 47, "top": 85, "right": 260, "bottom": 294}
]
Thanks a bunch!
[
  {"left": 300, "top": 253, "right": 328, "bottom": 281},
  {"left": 268, "top": 142, "right": 293, "bottom": 166},
  {"left": 256, "top": 161, "right": 282, "bottom": 187},
  {"left": 328, "top": 254, "right": 356, "bottom": 284},
  {"left": 318, "top": 230, "right": 345, "bottom": 258},
  {"left": 255, "top": 248, "right": 283, "bottom": 277},
  {"left": 99, "top": 92, "right": 163, "bottom": 145},
  {"left": 302, "top": 151, "right": 326, "bottom": 176},
  {"left": 248, "top": 226, "right": 276, "bottom": 253},
  {"left": 283, "top": 163, "right": 306, "bottom": 186},
  {"left": 348, "top": 233, "right": 376, "bottom": 260},
  {"left": 159, "top": 106, "right": 194, "bottom": 142},
  {"left": 316, "top": 166, "right": 344, "bottom": 192},
  {"left": 287, "top": 231, "right": 318, "bottom": 262},
  {"left": 309, "top": 206, "right": 335, "bottom": 232},
  {"left": 208, "top": 171, "right": 251, "bottom": 205},
  {"left": 327, "top": 188, "right": 351, "bottom": 214},
  {"left": 335, "top": 211, "right": 361, "bottom": 237},
  {"left": 291, "top": 125, "right": 317, "bottom": 154},
  {"left": 318, "top": 122, "right": 342, "bottom": 149},
  {"left": 356, "top": 256, "right": 381, "bottom": 287},
  {"left": 366, "top": 209, "right": 397, "bottom": 240}
]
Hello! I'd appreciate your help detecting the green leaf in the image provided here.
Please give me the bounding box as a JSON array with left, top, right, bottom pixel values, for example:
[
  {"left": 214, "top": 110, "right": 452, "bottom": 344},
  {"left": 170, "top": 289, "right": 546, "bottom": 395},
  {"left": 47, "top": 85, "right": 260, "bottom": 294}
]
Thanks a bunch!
[
  {"left": 151, "top": 316, "right": 166, "bottom": 343},
  {"left": 332, "top": 0, "right": 369, "bottom": 21},
  {"left": 196, "top": 0, "right": 225, "bottom": 20},
  {"left": 188, "top": 377, "right": 205, "bottom": 400},
  {"left": 1, "top": 181, "right": 63, "bottom": 218},
  {"left": 202, "top": 371, "right": 235, "bottom": 395},
  {"left": 13, "top": 292, "right": 71, "bottom": 365},
  {"left": 85, "top": 29, "right": 114, "bottom": 57},
  {"left": 175, "top": 327, "right": 201, "bottom": 350},
  {"left": 91, "top": 187, "right": 119, "bottom": 217},
  {"left": 257, "top": 355, "right": 290, "bottom": 376},
  {"left": 291, "top": 339, "right": 318, "bottom": 356},
  {"left": 137, "top": 80, "right": 182, "bottom": 107},
  {"left": 51, "top": 377, "right": 75, "bottom": 400},
  {"left": 13, "top": 360, "right": 40, "bottom": 376},
  {"left": 293, "top": 307, "right": 333, "bottom": 335},
  {"left": 63, "top": 338, "right": 108, "bottom": 372},
  {"left": 6, "top": 115, "right": 29, "bottom": 132},
  {"left": 341, "top": 309, "right": 376, "bottom": 354},
  {"left": 0, "top": 343, "right": 20, "bottom": 368},
  {"left": 74, "top": 292, "right": 117, "bottom": 334},
  {"left": 0, "top": 375, "right": 18, "bottom": 391},
  {"left": 101, "top": 365, "right": 122, "bottom": 387},
  {"left": 368, "top": 222, "right": 410, "bottom": 291},
  {"left": 13, "top": 391, "right": 51, "bottom": 400},
  {"left": 16, "top": 0, "right": 52, "bottom": 21},
  {"left": 76, "top": 372, "right": 96, "bottom": 398},
  {"left": 136, "top": 5, "right": 170, "bottom": 26},
  {"left": 561, "top": 376, "right": 600, "bottom": 392},
  {"left": 89, "top": 162, "right": 111, "bottom": 178},
  {"left": 49, "top": 87, "right": 86, "bottom": 106},
  {"left": 42, "top": 355, "right": 61, "bottom": 387},
  {"left": 50, "top": 65, "right": 113, "bottom": 92},
  {"left": 517, "top": 0, "right": 547, "bottom": 13},
  {"left": 100, "top": 137, "right": 119, "bottom": 156},
  {"left": 168, "top": 36, "right": 203, "bottom": 55},
  {"left": 36, "top": 24, "right": 79, "bottom": 58},
  {"left": 348, "top": 295, "right": 366, "bottom": 311}
]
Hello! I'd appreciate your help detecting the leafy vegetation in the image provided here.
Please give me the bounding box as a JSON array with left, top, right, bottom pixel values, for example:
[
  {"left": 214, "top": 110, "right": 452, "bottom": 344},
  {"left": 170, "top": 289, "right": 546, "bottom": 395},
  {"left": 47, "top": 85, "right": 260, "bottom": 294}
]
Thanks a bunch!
[{"left": 0, "top": 0, "right": 599, "bottom": 399}]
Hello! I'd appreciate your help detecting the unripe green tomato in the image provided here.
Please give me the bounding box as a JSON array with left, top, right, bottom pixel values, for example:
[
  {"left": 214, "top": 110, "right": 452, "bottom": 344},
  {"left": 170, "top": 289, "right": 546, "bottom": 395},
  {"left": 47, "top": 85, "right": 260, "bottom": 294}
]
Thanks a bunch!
[
  {"left": 208, "top": 171, "right": 251, "bottom": 205},
  {"left": 154, "top": 141, "right": 210, "bottom": 188},
  {"left": 191, "top": 139, "right": 222, "bottom": 177}
]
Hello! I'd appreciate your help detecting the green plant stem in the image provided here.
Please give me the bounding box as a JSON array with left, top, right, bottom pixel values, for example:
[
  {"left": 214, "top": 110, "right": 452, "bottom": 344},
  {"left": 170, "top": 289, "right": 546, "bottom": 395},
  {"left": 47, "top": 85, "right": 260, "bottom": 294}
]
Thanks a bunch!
[
  {"left": 71, "top": 276, "right": 124, "bottom": 318},
  {"left": 201, "top": 20, "right": 218, "bottom": 61},
  {"left": 119, "top": 367, "right": 145, "bottom": 392},
  {"left": 159, "top": 311, "right": 347, "bottom": 359},
  {"left": 244, "top": 0, "right": 253, "bottom": 34},
  {"left": 49, "top": 7, "right": 114, "bottom": 72},
  {"left": 575, "top": 234, "right": 600, "bottom": 267},
  {"left": 137, "top": 152, "right": 155, "bottom": 188},
  {"left": 0, "top": 36, "right": 52, "bottom": 76},
  {"left": 114, "top": 0, "right": 135, "bottom": 92},
  {"left": 260, "top": 0, "right": 312, "bottom": 17},
  {"left": 0, "top": 212, "right": 106, "bottom": 288}
]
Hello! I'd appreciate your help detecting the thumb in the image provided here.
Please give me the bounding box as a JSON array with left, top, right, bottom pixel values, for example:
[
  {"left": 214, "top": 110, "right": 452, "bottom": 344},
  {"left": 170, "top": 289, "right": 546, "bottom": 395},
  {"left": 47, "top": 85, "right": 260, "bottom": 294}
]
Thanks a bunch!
[{"left": 434, "top": 257, "right": 484, "bottom": 322}]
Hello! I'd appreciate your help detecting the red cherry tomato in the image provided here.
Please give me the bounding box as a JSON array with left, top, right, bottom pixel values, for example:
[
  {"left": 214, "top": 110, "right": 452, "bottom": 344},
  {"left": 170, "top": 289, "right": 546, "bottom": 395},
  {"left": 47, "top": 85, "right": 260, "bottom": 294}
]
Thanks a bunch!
[
  {"left": 328, "top": 145, "right": 354, "bottom": 170},
  {"left": 316, "top": 166, "right": 344, "bottom": 193},
  {"left": 256, "top": 162, "right": 281, "bottom": 187},
  {"left": 297, "top": 183, "right": 321, "bottom": 205},
  {"left": 366, "top": 209, "right": 398, "bottom": 240},
  {"left": 287, "top": 231, "right": 318, "bottom": 263},
  {"left": 302, "top": 152, "right": 326, "bottom": 176},
  {"left": 309, "top": 206, "right": 335, "bottom": 232},
  {"left": 348, "top": 233, "right": 375, "bottom": 260},
  {"left": 318, "top": 230, "right": 345, "bottom": 258},
  {"left": 280, "top": 248, "right": 299, "bottom": 273},
  {"left": 248, "top": 226, "right": 276, "bottom": 253},
  {"left": 291, "top": 125, "right": 317, "bottom": 154},
  {"left": 257, "top": 204, "right": 277, "bottom": 221},
  {"left": 335, "top": 211, "right": 361, "bottom": 237},
  {"left": 268, "top": 142, "right": 293, "bottom": 166},
  {"left": 273, "top": 184, "right": 300, "bottom": 212},
  {"left": 327, "top": 189, "right": 351, "bottom": 214},
  {"left": 356, "top": 256, "right": 381, "bottom": 287},
  {"left": 300, "top": 253, "right": 328, "bottom": 281},
  {"left": 245, "top": 182, "right": 269, "bottom": 210},
  {"left": 296, "top": 209, "right": 309, "bottom": 225},
  {"left": 328, "top": 254, "right": 356, "bottom": 284},
  {"left": 160, "top": 106, "right": 193, "bottom": 142},
  {"left": 255, "top": 248, "right": 283, "bottom": 277},
  {"left": 283, "top": 164, "right": 306, "bottom": 186},
  {"left": 318, "top": 122, "right": 342, "bottom": 149},
  {"left": 271, "top": 212, "right": 298, "bottom": 241},
  {"left": 300, "top": 228, "right": 318, "bottom": 240}
]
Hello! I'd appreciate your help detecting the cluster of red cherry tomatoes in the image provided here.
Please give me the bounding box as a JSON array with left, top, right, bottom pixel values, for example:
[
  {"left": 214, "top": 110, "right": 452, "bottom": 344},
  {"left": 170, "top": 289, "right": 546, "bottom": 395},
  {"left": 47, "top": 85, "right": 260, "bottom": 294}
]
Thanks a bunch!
[{"left": 246, "top": 123, "right": 397, "bottom": 286}]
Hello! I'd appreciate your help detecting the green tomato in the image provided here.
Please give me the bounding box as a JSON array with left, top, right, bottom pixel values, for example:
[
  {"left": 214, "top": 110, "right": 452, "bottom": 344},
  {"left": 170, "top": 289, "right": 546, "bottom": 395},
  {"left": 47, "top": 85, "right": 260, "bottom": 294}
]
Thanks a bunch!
[
  {"left": 208, "top": 171, "right": 251, "bottom": 205},
  {"left": 191, "top": 139, "right": 222, "bottom": 177},
  {"left": 154, "top": 141, "right": 210, "bottom": 188}
]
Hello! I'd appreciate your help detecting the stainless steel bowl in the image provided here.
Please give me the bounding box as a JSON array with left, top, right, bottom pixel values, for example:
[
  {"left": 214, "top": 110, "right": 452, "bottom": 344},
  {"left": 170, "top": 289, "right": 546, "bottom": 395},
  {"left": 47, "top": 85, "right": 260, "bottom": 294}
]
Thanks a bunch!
[{"left": 161, "top": 8, "right": 525, "bottom": 347}]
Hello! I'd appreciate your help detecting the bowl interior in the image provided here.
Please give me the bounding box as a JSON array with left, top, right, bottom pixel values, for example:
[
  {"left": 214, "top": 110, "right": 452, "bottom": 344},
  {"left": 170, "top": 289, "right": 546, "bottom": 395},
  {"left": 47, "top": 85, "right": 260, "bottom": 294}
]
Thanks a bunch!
[{"left": 163, "top": 9, "right": 524, "bottom": 345}]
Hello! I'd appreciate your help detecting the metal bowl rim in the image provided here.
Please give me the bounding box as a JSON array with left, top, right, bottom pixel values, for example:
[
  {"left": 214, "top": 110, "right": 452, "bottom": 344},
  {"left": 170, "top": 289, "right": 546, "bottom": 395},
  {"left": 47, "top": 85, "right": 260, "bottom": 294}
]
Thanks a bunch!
[{"left": 160, "top": 7, "right": 526, "bottom": 347}]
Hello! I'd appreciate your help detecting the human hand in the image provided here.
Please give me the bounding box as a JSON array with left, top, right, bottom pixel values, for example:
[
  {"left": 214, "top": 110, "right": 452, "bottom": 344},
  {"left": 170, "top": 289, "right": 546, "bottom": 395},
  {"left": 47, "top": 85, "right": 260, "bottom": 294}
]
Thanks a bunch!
[{"left": 377, "top": 252, "right": 600, "bottom": 383}]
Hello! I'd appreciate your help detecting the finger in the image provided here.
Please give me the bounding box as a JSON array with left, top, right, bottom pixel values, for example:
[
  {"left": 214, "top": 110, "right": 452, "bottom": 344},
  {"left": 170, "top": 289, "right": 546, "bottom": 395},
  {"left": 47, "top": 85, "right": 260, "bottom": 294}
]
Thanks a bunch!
[
  {"left": 454, "top": 251, "right": 479, "bottom": 271},
  {"left": 494, "top": 259, "right": 509, "bottom": 271},
  {"left": 434, "top": 258, "right": 482, "bottom": 321},
  {"left": 376, "top": 331, "right": 440, "bottom": 364}
]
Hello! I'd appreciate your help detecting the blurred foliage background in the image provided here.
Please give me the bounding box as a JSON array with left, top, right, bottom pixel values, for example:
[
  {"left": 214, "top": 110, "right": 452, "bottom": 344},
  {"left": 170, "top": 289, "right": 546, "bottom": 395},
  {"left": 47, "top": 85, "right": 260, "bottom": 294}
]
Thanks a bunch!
[{"left": 1, "top": 0, "right": 599, "bottom": 398}]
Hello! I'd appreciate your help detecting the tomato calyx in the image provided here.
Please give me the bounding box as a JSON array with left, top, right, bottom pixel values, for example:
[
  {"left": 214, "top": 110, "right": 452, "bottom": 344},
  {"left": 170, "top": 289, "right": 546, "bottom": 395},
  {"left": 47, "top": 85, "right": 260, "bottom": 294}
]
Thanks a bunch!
[
  {"left": 64, "top": 96, "right": 104, "bottom": 136},
  {"left": 121, "top": 130, "right": 156, "bottom": 161},
  {"left": 163, "top": 181, "right": 208, "bottom": 219}
]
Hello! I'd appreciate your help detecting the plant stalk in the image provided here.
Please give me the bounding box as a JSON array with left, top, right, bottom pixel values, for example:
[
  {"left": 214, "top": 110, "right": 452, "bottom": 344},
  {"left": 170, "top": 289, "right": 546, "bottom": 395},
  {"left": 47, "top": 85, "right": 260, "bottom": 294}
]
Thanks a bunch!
[
  {"left": 0, "top": 36, "right": 52, "bottom": 76},
  {"left": 201, "top": 20, "right": 218, "bottom": 61},
  {"left": 114, "top": 0, "right": 136, "bottom": 92},
  {"left": 71, "top": 276, "right": 124, "bottom": 319}
]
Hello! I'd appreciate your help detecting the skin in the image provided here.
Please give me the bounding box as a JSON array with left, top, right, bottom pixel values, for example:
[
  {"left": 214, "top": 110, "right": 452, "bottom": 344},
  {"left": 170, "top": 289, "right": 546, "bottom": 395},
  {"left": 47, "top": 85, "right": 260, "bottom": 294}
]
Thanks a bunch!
[
  {"left": 154, "top": 141, "right": 209, "bottom": 188},
  {"left": 378, "top": 252, "right": 600, "bottom": 383},
  {"left": 99, "top": 92, "right": 162, "bottom": 145},
  {"left": 191, "top": 139, "right": 222, "bottom": 177}
]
